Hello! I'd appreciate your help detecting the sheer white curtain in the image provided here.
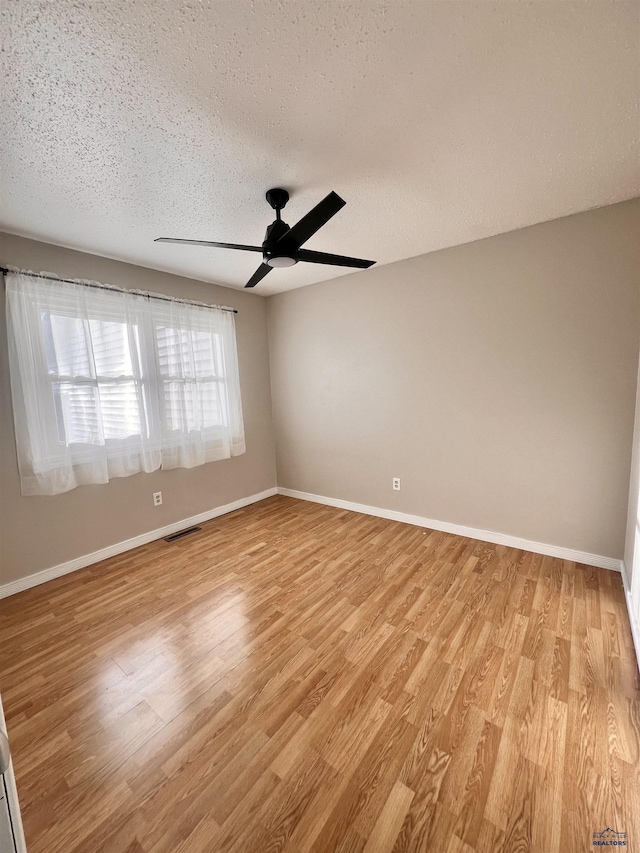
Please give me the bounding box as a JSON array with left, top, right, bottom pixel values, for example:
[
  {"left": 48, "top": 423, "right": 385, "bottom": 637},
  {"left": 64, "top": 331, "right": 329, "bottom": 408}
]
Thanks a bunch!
[
  {"left": 152, "top": 297, "right": 245, "bottom": 469},
  {"left": 6, "top": 271, "right": 245, "bottom": 496}
]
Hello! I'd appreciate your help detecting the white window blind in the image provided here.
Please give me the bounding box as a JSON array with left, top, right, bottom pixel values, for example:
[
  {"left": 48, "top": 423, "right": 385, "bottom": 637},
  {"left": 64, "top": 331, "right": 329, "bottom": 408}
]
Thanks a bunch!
[{"left": 6, "top": 271, "right": 245, "bottom": 495}]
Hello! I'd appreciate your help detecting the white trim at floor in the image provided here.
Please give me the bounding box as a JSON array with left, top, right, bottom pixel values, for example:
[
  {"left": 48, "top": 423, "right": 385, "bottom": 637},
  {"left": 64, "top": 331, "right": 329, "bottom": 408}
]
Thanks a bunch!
[
  {"left": 277, "top": 487, "right": 623, "bottom": 573},
  {"left": 621, "top": 562, "right": 640, "bottom": 673},
  {"left": 0, "top": 487, "right": 278, "bottom": 600},
  {"left": 1, "top": 486, "right": 625, "bottom": 602}
]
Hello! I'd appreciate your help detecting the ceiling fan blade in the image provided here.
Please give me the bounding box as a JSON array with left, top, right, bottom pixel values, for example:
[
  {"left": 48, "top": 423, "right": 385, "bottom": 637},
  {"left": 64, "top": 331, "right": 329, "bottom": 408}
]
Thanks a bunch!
[
  {"left": 296, "top": 249, "right": 375, "bottom": 269},
  {"left": 155, "top": 238, "right": 263, "bottom": 252},
  {"left": 278, "top": 191, "right": 346, "bottom": 250},
  {"left": 245, "top": 263, "right": 273, "bottom": 288}
]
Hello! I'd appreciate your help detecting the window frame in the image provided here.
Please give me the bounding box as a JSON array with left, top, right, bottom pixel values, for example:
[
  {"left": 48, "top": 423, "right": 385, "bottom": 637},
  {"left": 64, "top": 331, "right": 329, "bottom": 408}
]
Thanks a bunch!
[{"left": 6, "top": 271, "right": 246, "bottom": 495}]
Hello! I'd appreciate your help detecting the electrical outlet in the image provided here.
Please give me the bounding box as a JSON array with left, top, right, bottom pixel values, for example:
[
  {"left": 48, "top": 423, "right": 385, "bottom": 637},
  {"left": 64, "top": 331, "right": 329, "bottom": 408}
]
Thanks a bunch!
[
  {"left": 153, "top": 491, "right": 163, "bottom": 507},
  {"left": 392, "top": 478, "right": 401, "bottom": 491}
]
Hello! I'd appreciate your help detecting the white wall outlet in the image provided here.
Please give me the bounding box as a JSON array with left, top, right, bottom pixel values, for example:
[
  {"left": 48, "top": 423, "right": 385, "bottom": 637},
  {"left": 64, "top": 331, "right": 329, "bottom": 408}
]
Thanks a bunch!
[
  {"left": 153, "top": 491, "right": 163, "bottom": 507},
  {"left": 392, "top": 478, "right": 401, "bottom": 491}
]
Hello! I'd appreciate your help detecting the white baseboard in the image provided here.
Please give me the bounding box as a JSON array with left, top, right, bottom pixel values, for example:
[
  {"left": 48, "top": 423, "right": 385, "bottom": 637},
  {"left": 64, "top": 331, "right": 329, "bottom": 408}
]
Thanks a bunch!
[
  {"left": 1, "top": 484, "right": 625, "bottom": 601},
  {"left": 277, "top": 487, "right": 623, "bottom": 573},
  {"left": 0, "top": 487, "right": 278, "bottom": 600},
  {"left": 621, "top": 562, "right": 640, "bottom": 673}
]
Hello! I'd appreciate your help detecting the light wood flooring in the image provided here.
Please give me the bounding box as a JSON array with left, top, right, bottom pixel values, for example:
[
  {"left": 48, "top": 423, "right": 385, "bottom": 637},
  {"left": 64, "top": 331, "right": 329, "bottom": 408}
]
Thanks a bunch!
[{"left": 0, "top": 495, "right": 639, "bottom": 852}]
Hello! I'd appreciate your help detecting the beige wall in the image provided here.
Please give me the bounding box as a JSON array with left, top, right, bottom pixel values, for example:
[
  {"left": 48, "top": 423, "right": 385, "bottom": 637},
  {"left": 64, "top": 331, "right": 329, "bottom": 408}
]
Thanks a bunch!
[
  {"left": 268, "top": 199, "right": 640, "bottom": 560},
  {"left": 0, "top": 233, "right": 276, "bottom": 585},
  {"left": 624, "top": 358, "right": 640, "bottom": 582},
  {"left": 2, "top": 200, "right": 638, "bottom": 587}
]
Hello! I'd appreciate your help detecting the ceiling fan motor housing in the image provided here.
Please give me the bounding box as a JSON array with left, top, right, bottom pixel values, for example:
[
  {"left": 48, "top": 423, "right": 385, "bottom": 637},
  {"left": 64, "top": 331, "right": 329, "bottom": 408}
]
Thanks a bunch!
[{"left": 263, "top": 217, "right": 297, "bottom": 266}]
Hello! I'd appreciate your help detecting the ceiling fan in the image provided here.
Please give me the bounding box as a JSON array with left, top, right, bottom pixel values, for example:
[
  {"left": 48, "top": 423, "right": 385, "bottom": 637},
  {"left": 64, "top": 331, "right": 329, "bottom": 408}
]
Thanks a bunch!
[{"left": 155, "top": 188, "right": 376, "bottom": 288}]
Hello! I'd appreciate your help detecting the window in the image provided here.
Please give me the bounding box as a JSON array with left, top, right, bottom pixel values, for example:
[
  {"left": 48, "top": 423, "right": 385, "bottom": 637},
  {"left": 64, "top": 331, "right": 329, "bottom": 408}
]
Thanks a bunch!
[{"left": 6, "top": 271, "right": 245, "bottom": 495}]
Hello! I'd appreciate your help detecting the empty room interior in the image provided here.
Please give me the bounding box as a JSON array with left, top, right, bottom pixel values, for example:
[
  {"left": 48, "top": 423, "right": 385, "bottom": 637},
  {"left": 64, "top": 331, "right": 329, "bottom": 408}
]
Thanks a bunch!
[{"left": 1, "top": 2, "right": 640, "bottom": 852}]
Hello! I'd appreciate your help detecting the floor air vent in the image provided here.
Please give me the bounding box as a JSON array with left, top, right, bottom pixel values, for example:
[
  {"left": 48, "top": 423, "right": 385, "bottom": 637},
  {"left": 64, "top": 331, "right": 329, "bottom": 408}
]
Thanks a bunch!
[{"left": 164, "top": 526, "right": 201, "bottom": 542}]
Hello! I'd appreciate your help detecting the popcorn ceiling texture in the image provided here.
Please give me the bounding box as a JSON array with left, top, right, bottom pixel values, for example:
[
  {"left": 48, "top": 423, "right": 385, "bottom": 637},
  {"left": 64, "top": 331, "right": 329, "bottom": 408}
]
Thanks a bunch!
[{"left": 1, "top": 1, "right": 638, "bottom": 295}]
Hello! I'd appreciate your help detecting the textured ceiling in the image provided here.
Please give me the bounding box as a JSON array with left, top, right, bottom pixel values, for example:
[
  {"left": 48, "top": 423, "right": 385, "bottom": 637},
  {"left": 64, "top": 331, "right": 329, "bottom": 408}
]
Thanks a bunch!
[{"left": 1, "top": 1, "right": 638, "bottom": 296}]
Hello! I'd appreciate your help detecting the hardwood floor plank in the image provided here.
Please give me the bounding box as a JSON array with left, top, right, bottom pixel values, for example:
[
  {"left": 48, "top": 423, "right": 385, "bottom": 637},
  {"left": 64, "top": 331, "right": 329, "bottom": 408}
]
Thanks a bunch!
[
  {"left": 0, "top": 495, "right": 637, "bottom": 852},
  {"left": 362, "top": 780, "right": 414, "bottom": 853}
]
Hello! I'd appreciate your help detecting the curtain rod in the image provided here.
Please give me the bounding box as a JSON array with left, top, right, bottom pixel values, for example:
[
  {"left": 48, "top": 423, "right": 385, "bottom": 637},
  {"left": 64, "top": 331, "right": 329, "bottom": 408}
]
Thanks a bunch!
[{"left": 0, "top": 267, "right": 238, "bottom": 314}]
